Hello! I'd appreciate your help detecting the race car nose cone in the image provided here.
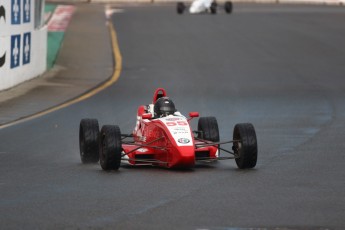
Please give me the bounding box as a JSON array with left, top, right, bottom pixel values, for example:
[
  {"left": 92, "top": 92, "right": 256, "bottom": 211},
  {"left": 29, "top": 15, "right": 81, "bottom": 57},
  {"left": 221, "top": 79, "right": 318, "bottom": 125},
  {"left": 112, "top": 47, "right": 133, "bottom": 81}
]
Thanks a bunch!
[{"left": 169, "top": 146, "right": 195, "bottom": 168}]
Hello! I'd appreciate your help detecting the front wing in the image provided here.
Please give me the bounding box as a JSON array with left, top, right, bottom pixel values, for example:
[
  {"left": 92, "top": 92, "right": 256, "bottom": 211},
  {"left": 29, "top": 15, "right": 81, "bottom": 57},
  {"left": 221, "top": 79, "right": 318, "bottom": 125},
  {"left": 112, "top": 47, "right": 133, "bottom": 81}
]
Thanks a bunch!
[{"left": 119, "top": 133, "right": 240, "bottom": 167}]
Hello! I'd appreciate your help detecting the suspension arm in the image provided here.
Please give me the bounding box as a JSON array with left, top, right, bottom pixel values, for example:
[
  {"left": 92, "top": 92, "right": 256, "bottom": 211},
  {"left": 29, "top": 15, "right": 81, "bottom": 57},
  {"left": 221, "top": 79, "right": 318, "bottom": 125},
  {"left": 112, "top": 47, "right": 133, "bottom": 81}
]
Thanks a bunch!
[{"left": 121, "top": 136, "right": 165, "bottom": 157}]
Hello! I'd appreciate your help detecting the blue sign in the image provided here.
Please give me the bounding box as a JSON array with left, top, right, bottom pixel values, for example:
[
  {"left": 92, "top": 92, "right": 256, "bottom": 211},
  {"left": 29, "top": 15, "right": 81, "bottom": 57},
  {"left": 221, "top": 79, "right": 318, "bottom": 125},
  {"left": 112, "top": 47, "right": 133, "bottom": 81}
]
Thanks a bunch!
[
  {"left": 23, "top": 32, "right": 31, "bottom": 65},
  {"left": 23, "top": 0, "right": 30, "bottom": 23},
  {"left": 11, "top": 34, "right": 21, "bottom": 68},
  {"left": 11, "top": 0, "right": 21, "bottom": 25}
]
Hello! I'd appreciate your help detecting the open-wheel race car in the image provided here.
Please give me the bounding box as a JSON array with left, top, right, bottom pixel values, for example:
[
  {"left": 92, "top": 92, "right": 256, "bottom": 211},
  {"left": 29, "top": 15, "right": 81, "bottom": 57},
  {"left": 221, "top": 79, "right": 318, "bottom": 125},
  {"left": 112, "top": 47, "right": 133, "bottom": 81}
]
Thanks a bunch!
[
  {"left": 79, "top": 88, "right": 257, "bottom": 171},
  {"left": 177, "top": 0, "right": 233, "bottom": 14}
]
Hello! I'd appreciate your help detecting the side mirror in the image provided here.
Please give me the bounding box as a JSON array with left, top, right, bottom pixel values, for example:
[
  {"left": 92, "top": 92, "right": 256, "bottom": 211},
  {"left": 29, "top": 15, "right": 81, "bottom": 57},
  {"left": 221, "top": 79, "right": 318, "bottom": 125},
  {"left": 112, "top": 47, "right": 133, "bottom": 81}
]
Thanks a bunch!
[
  {"left": 189, "top": 112, "right": 199, "bottom": 118},
  {"left": 142, "top": 113, "right": 152, "bottom": 119}
]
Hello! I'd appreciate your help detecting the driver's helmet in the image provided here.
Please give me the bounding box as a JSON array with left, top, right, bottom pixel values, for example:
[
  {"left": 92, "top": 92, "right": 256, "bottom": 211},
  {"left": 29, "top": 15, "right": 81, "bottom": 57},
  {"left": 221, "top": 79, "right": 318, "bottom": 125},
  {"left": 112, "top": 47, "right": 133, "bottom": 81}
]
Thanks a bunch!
[{"left": 154, "top": 97, "right": 176, "bottom": 117}]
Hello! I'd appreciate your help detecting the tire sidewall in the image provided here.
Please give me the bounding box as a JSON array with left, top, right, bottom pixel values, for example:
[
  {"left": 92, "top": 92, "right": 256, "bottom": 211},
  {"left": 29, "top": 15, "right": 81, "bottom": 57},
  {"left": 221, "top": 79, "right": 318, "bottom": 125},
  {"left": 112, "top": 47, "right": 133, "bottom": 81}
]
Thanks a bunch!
[
  {"left": 100, "top": 125, "right": 122, "bottom": 170},
  {"left": 233, "top": 123, "right": 257, "bottom": 169},
  {"left": 79, "top": 119, "right": 100, "bottom": 163},
  {"left": 198, "top": 117, "right": 220, "bottom": 142}
]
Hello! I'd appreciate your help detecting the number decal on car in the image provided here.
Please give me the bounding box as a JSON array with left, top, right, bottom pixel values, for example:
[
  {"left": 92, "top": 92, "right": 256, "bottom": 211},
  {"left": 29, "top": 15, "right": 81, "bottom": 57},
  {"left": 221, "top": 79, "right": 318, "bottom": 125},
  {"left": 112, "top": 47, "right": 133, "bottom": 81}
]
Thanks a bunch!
[{"left": 166, "top": 121, "right": 188, "bottom": 126}]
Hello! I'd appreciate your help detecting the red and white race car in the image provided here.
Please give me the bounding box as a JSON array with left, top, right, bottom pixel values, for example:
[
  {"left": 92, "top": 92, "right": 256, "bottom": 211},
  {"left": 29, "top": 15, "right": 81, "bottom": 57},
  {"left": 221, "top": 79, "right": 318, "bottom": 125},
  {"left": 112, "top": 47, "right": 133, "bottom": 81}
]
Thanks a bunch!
[
  {"left": 79, "top": 88, "right": 257, "bottom": 170},
  {"left": 177, "top": 0, "right": 233, "bottom": 14}
]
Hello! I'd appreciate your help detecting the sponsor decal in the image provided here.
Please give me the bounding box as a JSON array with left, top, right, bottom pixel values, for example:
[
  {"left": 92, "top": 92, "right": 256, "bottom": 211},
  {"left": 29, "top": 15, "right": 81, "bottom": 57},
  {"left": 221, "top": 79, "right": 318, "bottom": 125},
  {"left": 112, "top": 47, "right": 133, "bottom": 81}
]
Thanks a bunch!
[
  {"left": 23, "top": 0, "right": 30, "bottom": 23},
  {"left": 165, "top": 117, "right": 182, "bottom": 121},
  {"left": 11, "top": 0, "right": 21, "bottom": 25},
  {"left": 173, "top": 131, "right": 189, "bottom": 135},
  {"left": 11, "top": 34, "right": 20, "bottom": 68},
  {"left": 178, "top": 138, "right": 190, "bottom": 144},
  {"left": 172, "top": 127, "right": 189, "bottom": 135},
  {"left": 0, "top": 5, "right": 5, "bottom": 23},
  {"left": 137, "top": 148, "right": 148, "bottom": 153},
  {"left": 173, "top": 127, "right": 188, "bottom": 131},
  {"left": 22, "top": 32, "right": 30, "bottom": 65}
]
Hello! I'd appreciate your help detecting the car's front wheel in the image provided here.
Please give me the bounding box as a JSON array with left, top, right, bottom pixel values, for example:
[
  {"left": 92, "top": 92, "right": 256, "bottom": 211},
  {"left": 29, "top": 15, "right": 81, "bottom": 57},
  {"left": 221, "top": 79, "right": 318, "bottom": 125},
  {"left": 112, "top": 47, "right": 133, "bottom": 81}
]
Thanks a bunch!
[
  {"left": 100, "top": 125, "right": 122, "bottom": 171},
  {"left": 233, "top": 123, "right": 257, "bottom": 169}
]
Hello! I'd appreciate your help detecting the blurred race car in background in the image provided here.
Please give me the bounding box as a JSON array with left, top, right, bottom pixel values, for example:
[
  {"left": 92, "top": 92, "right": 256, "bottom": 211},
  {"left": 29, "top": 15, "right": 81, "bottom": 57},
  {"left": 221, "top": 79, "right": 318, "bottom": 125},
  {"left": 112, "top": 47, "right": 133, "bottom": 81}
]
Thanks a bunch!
[
  {"left": 79, "top": 88, "right": 257, "bottom": 171},
  {"left": 177, "top": 0, "right": 233, "bottom": 14}
]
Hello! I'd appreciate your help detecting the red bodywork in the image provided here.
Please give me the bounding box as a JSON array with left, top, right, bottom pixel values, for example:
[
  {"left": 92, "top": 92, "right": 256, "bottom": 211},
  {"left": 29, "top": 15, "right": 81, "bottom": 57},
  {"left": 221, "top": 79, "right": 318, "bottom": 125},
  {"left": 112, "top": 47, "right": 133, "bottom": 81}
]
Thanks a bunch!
[
  {"left": 121, "top": 89, "right": 218, "bottom": 169},
  {"left": 122, "top": 118, "right": 219, "bottom": 168}
]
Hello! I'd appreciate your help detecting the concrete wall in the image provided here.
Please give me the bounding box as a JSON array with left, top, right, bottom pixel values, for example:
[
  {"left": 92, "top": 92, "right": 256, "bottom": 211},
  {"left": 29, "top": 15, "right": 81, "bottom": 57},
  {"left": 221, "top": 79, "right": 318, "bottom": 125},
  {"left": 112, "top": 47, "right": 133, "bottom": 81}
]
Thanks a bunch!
[{"left": 0, "top": 0, "right": 47, "bottom": 91}]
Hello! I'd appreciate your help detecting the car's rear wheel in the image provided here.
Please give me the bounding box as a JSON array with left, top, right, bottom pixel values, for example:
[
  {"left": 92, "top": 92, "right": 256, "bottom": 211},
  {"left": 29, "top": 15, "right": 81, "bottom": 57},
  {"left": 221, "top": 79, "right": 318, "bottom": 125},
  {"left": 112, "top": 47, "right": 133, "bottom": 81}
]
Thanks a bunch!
[
  {"left": 79, "top": 119, "right": 100, "bottom": 163},
  {"left": 210, "top": 1, "right": 217, "bottom": 14},
  {"left": 100, "top": 125, "right": 122, "bottom": 171},
  {"left": 198, "top": 117, "right": 220, "bottom": 142},
  {"left": 177, "top": 2, "right": 186, "bottom": 14},
  {"left": 224, "top": 1, "right": 233, "bottom": 14},
  {"left": 233, "top": 123, "right": 257, "bottom": 169}
]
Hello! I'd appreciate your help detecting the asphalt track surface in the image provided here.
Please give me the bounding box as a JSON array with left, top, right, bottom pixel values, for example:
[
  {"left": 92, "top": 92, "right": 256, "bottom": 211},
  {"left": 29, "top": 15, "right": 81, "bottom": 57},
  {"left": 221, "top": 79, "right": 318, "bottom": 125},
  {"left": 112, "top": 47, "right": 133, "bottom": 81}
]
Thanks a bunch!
[{"left": 1, "top": 3, "right": 345, "bottom": 229}]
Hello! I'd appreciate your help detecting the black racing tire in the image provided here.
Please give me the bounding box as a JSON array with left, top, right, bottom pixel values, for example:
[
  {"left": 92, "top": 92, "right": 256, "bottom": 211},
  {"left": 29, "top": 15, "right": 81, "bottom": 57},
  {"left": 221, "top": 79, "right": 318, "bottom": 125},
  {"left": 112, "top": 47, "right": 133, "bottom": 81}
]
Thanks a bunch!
[
  {"left": 99, "top": 125, "right": 122, "bottom": 171},
  {"left": 79, "top": 119, "right": 100, "bottom": 163},
  {"left": 210, "top": 1, "right": 217, "bottom": 14},
  {"left": 224, "top": 1, "right": 233, "bottom": 14},
  {"left": 233, "top": 123, "right": 257, "bottom": 169},
  {"left": 197, "top": 117, "right": 220, "bottom": 142},
  {"left": 177, "top": 2, "right": 186, "bottom": 14}
]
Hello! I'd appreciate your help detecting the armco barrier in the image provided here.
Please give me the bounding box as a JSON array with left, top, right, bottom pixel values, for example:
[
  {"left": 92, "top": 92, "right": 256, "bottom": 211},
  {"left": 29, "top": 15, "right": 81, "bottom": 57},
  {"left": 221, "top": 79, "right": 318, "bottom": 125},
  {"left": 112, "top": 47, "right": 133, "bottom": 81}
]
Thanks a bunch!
[{"left": 0, "top": 0, "right": 47, "bottom": 91}]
